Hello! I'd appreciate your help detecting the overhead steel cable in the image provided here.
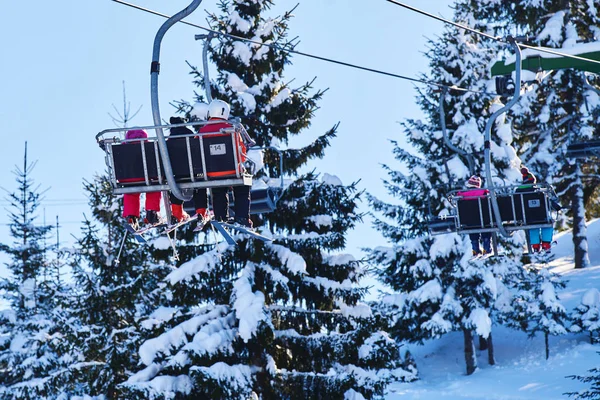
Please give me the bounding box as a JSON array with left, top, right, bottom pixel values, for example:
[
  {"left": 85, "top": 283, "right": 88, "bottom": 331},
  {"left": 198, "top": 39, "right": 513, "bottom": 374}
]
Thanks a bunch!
[
  {"left": 112, "top": 0, "right": 496, "bottom": 96},
  {"left": 385, "top": 0, "right": 500, "bottom": 42},
  {"left": 386, "top": 0, "right": 600, "bottom": 68}
]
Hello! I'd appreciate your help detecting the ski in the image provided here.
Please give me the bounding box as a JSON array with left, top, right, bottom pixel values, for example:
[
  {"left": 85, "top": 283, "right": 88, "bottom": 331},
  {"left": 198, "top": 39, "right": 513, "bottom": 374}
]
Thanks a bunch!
[
  {"left": 221, "top": 222, "right": 273, "bottom": 243},
  {"left": 469, "top": 253, "right": 493, "bottom": 262},
  {"left": 164, "top": 215, "right": 199, "bottom": 234},
  {"left": 193, "top": 216, "right": 212, "bottom": 232},
  {"left": 124, "top": 223, "right": 147, "bottom": 244},
  {"left": 210, "top": 221, "right": 237, "bottom": 245},
  {"left": 125, "top": 221, "right": 168, "bottom": 244},
  {"left": 136, "top": 221, "right": 168, "bottom": 235}
]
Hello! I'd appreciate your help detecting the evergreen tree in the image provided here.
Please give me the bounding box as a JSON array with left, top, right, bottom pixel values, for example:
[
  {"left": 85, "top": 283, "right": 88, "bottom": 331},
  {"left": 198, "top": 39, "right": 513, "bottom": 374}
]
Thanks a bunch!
[
  {"left": 64, "top": 174, "right": 173, "bottom": 397},
  {"left": 123, "top": 1, "right": 415, "bottom": 398},
  {"left": 0, "top": 143, "right": 72, "bottom": 399},
  {"left": 507, "top": 263, "right": 567, "bottom": 360},
  {"left": 567, "top": 356, "right": 600, "bottom": 399},
  {"left": 570, "top": 288, "right": 600, "bottom": 344},
  {"left": 368, "top": 4, "right": 526, "bottom": 375}
]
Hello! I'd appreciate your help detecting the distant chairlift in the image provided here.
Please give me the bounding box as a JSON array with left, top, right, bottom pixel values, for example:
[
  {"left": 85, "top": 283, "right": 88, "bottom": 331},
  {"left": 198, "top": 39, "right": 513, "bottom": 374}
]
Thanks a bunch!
[
  {"left": 428, "top": 37, "right": 558, "bottom": 248},
  {"left": 428, "top": 184, "right": 555, "bottom": 237}
]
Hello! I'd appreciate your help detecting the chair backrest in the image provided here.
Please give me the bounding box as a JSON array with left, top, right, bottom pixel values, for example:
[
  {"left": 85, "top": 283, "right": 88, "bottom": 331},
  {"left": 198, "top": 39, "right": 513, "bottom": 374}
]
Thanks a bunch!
[
  {"left": 519, "top": 191, "right": 550, "bottom": 224},
  {"left": 110, "top": 131, "right": 246, "bottom": 187},
  {"left": 202, "top": 132, "right": 243, "bottom": 179},
  {"left": 166, "top": 136, "right": 204, "bottom": 180},
  {"left": 457, "top": 197, "right": 492, "bottom": 229},
  {"left": 112, "top": 142, "right": 160, "bottom": 183}
]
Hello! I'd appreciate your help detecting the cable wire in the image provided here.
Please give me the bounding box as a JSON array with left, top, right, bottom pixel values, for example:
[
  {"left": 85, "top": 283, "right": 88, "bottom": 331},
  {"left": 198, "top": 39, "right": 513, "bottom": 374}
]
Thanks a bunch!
[
  {"left": 385, "top": 0, "right": 500, "bottom": 42},
  {"left": 386, "top": 0, "right": 600, "bottom": 68},
  {"left": 112, "top": 0, "right": 495, "bottom": 96}
]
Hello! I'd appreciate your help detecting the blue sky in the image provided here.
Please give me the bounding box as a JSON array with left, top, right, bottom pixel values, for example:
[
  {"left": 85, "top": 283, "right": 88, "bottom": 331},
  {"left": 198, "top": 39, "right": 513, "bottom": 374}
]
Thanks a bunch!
[{"left": 0, "top": 0, "right": 453, "bottom": 256}]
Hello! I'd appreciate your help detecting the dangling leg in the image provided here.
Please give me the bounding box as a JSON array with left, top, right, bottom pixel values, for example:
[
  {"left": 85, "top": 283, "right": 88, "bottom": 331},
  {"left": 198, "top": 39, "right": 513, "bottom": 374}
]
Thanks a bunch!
[
  {"left": 193, "top": 188, "right": 209, "bottom": 219},
  {"left": 469, "top": 233, "right": 481, "bottom": 256},
  {"left": 144, "top": 191, "right": 163, "bottom": 225},
  {"left": 169, "top": 192, "right": 189, "bottom": 223},
  {"left": 123, "top": 193, "right": 141, "bottom": 229},
  {"left": 233, "top": 185, "right": 252, "bottom": 228},
  {"left": 481, "top": 232, "right": 492, "bottom": 254},
  {"left": 529, "top": 229, "right": 541, "bottom": 252},
  {"left": 541, "top": 227, "right": 554, "bottom": 251},
  {"left": 211, "top": 187, "right": 230, "bottom": 222}
]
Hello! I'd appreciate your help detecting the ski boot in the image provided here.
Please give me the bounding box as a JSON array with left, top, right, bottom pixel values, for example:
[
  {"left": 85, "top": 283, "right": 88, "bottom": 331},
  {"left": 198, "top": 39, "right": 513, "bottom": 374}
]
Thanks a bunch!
[
  {"left": 541, "top": 241, "right": 552, "bottom": 252},
  {"left": 144, "top": 210, "right": 164, "bottom": 226},
  {"left": 126, "top": 215, "right": 139, "bottom": 231},
  {"left": 171, "top": 204, "right": 190, "bottom": 224}
]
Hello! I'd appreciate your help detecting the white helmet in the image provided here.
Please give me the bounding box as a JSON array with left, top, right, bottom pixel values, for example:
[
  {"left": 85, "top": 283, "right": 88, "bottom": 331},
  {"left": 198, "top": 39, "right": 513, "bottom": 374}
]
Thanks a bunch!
[
  {"left": 190, "top": 102, "right": 209, "bottom": 121},
  {"left": 208, "top": 99, "right": 230, "bottom": 120}
]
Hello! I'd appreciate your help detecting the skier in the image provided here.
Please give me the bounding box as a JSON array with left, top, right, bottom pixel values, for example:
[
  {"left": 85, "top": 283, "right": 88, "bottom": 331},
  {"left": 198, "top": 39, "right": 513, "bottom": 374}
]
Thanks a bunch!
[
  {"left": 518, "top": 167, "right": 554, "bottom": 252},
  {"left": 121, "top": 129, "right": 163, "bottom": 229},
  {"left": 167, "top": 110, "right": 210, "bottom": 223},
  {"left": 198, "top": 99, "right": 254, "bottom": 228},
  {"left": 457, "top": 175, "right": 492, "bottom": 256}
]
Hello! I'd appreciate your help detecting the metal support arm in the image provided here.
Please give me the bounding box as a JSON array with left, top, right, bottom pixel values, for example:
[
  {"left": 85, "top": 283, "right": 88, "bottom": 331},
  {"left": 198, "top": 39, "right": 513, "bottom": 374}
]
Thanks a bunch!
[
  {"left": 150, "top": 0, "right": 204, "bottom": 201},
  {"left": 484, "top": 37, "right": 522, "bottom": 238}
]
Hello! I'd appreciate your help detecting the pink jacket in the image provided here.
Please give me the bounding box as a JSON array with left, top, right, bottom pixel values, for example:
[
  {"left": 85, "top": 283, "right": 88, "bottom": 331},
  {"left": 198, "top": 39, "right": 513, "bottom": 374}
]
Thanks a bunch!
[{"left": 457, "top": 189, "right": 489, "bottom": 199}]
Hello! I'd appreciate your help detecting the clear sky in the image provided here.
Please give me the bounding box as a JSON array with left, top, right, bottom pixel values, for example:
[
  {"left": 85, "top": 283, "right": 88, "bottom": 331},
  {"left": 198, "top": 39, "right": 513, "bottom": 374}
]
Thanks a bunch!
[{"left": 0, "top": 0, "right": 453, "bottom": 259}]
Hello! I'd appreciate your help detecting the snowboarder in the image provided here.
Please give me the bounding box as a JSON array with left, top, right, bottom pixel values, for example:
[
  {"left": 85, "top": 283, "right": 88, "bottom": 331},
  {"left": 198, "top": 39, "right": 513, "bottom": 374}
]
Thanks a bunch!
[
  {"left": 457, "top": 175, "right": 492, "bottom": 256},
  {"left": 198, "top": 99, "right": 254, "bottom": 228},
  {"left": 121, "top": 129, "right": 163, "bottom": 229},
  {"left": 518, "top": 167, "right": 554, "bottom": 252},
  {"left": 167, "top": 110, "right": 210, "bottom": 223}
]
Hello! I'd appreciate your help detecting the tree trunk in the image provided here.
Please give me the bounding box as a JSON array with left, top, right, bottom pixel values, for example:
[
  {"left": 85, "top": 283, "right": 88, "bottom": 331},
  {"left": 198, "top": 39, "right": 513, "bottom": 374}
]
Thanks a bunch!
[
  {"left": 478, "top": 335, "right": 488, "bottom": 350},
  {"left": 573, "top": 163, "right": 590, "bottom": 269},
  {"left": 487, "top": 331, "right": 495, "bottom": 365},
  {"left": 545, "top": 332, "right": 550, "bottom": 360},
  {"left": 463, "top": 329, "right": 477, "bottom": 375}
]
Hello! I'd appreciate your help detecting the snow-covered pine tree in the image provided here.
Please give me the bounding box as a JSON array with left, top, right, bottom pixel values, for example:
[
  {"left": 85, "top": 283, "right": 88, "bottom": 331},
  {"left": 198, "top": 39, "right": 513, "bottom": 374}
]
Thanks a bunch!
[
  {"left": 508, "top": 264, "right": 568, "bottom": 360},
  {"left": 122, "top": 0, "right": 416, "bottom": 398},
  {"left": 570, "top": 288, "right": 600, "bottom": 344},
  {"left": 64, "top": 174, "right": 173, "bottom": 397},
  {"left": 0, "top": 143, "right": 73, "bottom": 399},
  {"left": 369, "top": 3, "right": 526, "bottom": 375},
  {"left": 567, "top": 362, "right": 600, "bottom": 399},
  {"left": 466, "top": 0, "right": 600, "bottom": 269}
]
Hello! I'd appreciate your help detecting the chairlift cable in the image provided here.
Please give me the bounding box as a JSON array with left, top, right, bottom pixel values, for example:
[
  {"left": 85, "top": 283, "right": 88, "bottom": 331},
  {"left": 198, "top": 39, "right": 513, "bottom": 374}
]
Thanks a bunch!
[
  {"left": 111, "top": 0, "right": 495, "bottom": 96},
  {"left": 385, "top": 0, "right": 500, "bottom": 42},
  {"left": 386, "top": 0, "right": 600, "bottom": 68}
]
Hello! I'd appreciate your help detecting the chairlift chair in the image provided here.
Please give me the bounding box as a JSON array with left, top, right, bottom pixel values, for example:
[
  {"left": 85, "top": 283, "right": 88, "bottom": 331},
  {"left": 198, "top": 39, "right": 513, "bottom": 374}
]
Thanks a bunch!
[
  {"left": 428, "top": 184, "right": 556, "bottom": 237},
  {"left": 96, "top": 120, "right": 253, "bottom": 196}
]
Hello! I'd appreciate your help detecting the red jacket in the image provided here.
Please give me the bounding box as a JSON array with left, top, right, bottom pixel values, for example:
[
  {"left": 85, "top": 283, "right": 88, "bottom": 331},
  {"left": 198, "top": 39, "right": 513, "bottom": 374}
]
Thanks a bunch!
[{"left": 198, "top": 119, "right": 247, "bottom": 162}]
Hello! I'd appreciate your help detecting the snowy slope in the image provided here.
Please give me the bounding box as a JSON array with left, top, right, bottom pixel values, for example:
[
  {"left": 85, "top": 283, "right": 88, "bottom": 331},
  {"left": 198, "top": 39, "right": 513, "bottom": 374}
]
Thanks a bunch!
[{"left": 386, "top": 220, "right": 600, "bottom": 400}]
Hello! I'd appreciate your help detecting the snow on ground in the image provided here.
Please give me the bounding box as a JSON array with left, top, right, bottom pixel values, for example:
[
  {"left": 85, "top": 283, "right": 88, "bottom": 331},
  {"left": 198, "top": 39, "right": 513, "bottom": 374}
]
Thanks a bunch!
[{"left": 386, "top": 219, "right": 600, "bottom": 399}]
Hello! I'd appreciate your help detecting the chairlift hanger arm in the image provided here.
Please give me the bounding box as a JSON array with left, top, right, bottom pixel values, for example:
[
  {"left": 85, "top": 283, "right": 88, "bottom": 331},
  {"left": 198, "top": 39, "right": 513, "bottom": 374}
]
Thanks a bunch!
[
  {"left": 484, "top": 37, "right": 522, "bottom": 238},
  {"left": 150, "top": 0, "right": 204, "bottom": 202}
]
